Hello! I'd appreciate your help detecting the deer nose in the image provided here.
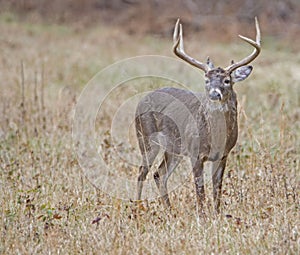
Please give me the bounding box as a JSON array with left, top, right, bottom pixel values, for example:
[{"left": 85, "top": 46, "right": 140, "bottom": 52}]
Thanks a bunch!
[{"left": 209, "top": 88, "right": 223, "bottom": 101}]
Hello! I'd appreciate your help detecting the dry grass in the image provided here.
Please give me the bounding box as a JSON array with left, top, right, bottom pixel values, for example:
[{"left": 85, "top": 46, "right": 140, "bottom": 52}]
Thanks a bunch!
[{"left": 0, "top": 15, "right": 299, "bottom": 254}]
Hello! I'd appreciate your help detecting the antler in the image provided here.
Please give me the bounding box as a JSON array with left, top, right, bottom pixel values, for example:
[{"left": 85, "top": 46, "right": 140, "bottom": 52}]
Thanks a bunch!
[
  {"left": 225, "top": 17, "right": 261, "bottom": 73},
  {"left": 173, "top": 19, "right": 209, "bottom": 73}
]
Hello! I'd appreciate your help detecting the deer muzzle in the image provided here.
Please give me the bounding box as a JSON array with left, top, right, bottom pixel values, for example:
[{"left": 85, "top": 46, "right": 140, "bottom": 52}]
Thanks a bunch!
[{"left": 209, "top": 88, "right": 223, "bottom": 101}]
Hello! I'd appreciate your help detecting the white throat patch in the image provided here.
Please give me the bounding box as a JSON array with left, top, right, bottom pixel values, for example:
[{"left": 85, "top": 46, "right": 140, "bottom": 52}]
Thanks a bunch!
[{"left": 207, "top": 101, "right": 229, "bottom": 112}]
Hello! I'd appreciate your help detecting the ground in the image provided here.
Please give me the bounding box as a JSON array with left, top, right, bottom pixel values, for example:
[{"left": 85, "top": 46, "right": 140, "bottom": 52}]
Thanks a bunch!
[{"left": 0, "top": 10, "right": 299, "bottom": 254}]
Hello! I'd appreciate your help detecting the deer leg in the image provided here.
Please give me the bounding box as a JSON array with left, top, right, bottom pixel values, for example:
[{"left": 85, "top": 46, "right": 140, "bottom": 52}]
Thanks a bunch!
[
  {"left": 154, "top": 157, "right": 170, "bottom": 207},
  {"left": 154, "top": 152, "right": 181, "bottom": 207},
  {"left": 137, "top": 142, "right": 160, "bottom": 201},
  {"left": 137, "top": 166, "right": 149, "bottom": 200},
  {"left": 212, "top": 156, "right": 227, "bottom": 213},
  {"left": 192, "top": 158, "right": 205, "bottom": 211}
]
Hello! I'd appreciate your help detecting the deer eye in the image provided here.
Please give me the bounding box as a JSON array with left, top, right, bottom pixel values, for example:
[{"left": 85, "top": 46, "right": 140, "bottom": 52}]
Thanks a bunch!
[{"left": 224, "top": 79, "right": 231, "bottom": 85}]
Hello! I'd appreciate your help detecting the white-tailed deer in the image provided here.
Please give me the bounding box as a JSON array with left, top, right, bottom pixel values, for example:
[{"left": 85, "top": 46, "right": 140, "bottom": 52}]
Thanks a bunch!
[{"left": 136, "top": 18, "right": 261, "bottom": 212}]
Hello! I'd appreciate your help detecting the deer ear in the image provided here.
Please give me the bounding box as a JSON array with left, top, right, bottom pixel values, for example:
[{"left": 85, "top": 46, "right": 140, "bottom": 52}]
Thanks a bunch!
[{"left": 231, "top": 65, "right": 253, "bottom": 83}]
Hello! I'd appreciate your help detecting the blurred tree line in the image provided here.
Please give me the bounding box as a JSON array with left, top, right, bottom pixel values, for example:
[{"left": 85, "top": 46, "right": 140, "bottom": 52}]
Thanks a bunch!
[{"left": 0, "top": 0, "right": 299, "bottom": 40}]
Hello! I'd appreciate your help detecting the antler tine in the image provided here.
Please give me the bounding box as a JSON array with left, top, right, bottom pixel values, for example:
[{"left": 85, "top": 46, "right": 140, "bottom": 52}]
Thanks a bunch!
[
  {"left": 225, "top": 17, "right": 261, "bottom": 73},
  {"left": 173, "top": 19, "right": 209, "bottom": 73},
  {"left": 173, "top": 19, "right": 180, "bottom": 45}
]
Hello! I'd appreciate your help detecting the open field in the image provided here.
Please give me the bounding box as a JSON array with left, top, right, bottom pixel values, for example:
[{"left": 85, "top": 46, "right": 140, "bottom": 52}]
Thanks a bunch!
[{"left": 0, "top": 13, "right": 299, "bottom": 254}]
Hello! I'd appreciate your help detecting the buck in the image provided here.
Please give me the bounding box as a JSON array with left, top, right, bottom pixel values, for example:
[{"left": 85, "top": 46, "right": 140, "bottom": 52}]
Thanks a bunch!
[{"left": 135, "top": 18, "right": 261, "bottom": 212}]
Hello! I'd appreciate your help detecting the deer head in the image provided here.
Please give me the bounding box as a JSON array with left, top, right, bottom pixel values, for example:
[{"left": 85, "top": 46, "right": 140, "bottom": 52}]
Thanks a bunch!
[{"left": 173, "top": 18, "right": 261, "bottom": 102}]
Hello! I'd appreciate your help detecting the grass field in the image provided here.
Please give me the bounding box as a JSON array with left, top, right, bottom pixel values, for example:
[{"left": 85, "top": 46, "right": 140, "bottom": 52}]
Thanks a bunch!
[{"left": 0, "top": 15, "right": 299, "bottom": 254}]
